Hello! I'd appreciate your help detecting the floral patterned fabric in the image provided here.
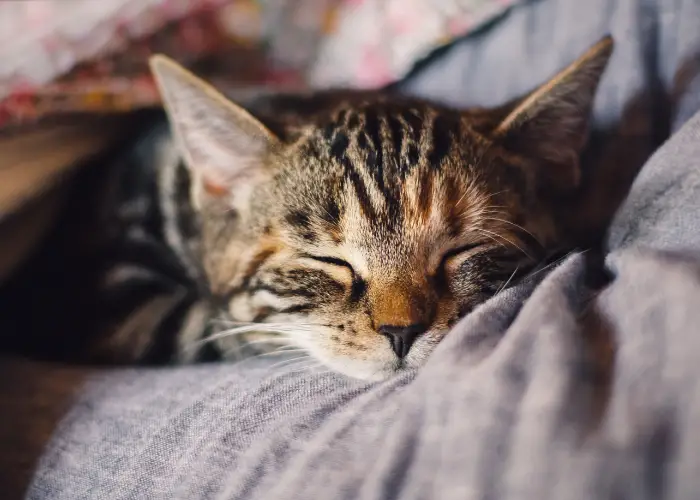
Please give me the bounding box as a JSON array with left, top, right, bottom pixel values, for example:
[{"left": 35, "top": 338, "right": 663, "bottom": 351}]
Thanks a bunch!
[{"left": 0, "top": 0, "right": 521, "bottom": 129}]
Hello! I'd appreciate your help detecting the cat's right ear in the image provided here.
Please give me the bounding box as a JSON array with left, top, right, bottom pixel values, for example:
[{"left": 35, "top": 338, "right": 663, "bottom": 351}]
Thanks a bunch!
[{"left": 149, "top": 55, "right": 278, "bottom": 207}]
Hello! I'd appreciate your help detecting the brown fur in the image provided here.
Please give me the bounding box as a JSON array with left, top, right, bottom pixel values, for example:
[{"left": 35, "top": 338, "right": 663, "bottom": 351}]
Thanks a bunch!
[{"left": 150, "top": 36, "right": 615, "bottom": 379}]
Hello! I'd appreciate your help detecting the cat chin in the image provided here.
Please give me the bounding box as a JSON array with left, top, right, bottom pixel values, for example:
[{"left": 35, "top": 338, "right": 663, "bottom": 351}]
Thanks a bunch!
[
  {"left": 325, "top": 359, "right": 388, "bottom": 381},
  {"left": 310, "top": 351, "right": 398, "bottom": 381},
  {"left": 316, "top": 352, "right": 426, "bottom": 381},
  {"left": 302, "top": 334, "right": 441, "bottom": 380}
]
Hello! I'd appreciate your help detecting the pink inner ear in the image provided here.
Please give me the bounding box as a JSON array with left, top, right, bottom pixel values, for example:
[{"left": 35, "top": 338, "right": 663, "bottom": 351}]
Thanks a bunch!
[{"left": 203, "top": 178, "right": 229, "bottom": 197}]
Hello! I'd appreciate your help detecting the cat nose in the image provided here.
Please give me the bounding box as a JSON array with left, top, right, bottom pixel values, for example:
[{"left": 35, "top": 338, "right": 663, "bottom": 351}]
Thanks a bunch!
[{"left": 378, "top": 324, "right": 427, "bottom": 359}]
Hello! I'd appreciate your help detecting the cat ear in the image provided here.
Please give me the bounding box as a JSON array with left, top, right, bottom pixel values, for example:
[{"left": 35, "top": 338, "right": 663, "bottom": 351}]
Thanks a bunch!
[
  {"left": 149, "top": 55, "right": 279, "bottom": 204},
  {"left": 491, "top": 36, "right": 614, "bottom": 193}
]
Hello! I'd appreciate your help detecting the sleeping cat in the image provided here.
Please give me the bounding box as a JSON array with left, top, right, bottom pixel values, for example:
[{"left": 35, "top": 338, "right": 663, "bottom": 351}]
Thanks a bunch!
[{"left": 1, "top": 37, "right": 615, "bottom": 380}]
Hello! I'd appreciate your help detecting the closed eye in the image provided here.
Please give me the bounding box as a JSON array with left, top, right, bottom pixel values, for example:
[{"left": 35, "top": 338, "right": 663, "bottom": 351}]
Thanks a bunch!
[
  {"left": 439, "top": 243, "right": 483, "bottom": 268},
  {"left": 303, "top": 254, "right": 355, "bottom": 274}
]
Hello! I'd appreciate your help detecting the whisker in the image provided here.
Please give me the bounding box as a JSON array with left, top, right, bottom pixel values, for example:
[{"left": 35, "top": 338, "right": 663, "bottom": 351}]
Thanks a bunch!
[
  {"left": 477, "top": 228, "right": 533, "bottom": 260},
  {"left": 454, "top": 185, "right": 477, "bottom": 208},
  {"left": 226, "top": 323, "right": 316, "bottom": 332},
  {"left": 483, "top": 189, "right": 509, "bottom": 201},
  {"left": 267, "top": 355, "right": 311, "bottom": 371},
  {"left": 481, "top": 217, "right": 542, "bottom": 248},
  {"left": 478, "top": 206, "right": 509, "bottom": 214},
  {"left": 185, "top": 323, "right": 315, "bottom": 353},
  {"left": 189, "top": 328, "right": 265, "bottom": 347},
  {"left": 496, "top": 266, "right": 520, "bottom": 295},
  {"left": 241, "top": 337, "right": 296, "bottom": 348},
  {"left": 286, "top": 359, "right": 320, "bottom": 371},
  {"left": 262, "top": 347, "right": 306, "bottom": 356},
  {"left": 244, "top": 347, "right": 307, "bottom": 362},
  {"left": 473, "top": 228, "right": 508, "bottom": 250},
  {"left": 527, "top": 251, "right": 575, "bottom": 280},
  {"left": 213, "top": 319, "right": 333, "bottom": 329}
]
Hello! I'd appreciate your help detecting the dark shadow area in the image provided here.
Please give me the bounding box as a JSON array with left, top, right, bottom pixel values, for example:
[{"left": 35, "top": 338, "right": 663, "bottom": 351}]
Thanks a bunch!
[
  {"left": 670, "top": 52, "right": 700, "bottom": 130},
  {"left": 0, "top": 111, "right": 163, "bottom": 363},
  {"left": 573, "top": 298, "right": 617, "bottom": 442},
  {"left": 0, "top": 358, "right": 93, "bottom": 499}
]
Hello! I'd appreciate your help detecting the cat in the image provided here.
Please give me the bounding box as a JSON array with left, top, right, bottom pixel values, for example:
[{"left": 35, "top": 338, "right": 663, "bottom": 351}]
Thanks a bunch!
[{"left": 0, "top": 36, "right": 615, "bottom": 380}]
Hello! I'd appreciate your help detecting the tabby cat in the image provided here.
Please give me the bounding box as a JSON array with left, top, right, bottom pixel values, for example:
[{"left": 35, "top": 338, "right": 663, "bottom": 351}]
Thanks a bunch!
[{"left": 3, "top": 37, "right": 614, "bottom": 380}]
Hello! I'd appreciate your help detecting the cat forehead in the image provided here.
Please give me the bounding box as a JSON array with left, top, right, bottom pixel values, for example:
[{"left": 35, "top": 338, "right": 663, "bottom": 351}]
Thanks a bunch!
[
  {"left": 285, "top": 98, "right": 471, "bottom": 178},
  {"left": 268, "top": 99, "right": 493, "bottom": 242},
  {"left": 307, "top": 98, "right": 463, "bottom": 142}
]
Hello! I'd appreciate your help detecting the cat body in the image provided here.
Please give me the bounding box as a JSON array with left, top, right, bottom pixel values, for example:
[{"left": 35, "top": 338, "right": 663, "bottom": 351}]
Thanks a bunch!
[{"left": 2, "top": 37, "right": 616, "bottom": 380}]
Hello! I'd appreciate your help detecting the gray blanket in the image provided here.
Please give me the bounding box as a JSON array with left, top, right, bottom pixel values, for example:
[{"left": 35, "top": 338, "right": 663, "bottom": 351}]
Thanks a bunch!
[{"left": 4, "top": 0, "right": 700, "bottom": 498}]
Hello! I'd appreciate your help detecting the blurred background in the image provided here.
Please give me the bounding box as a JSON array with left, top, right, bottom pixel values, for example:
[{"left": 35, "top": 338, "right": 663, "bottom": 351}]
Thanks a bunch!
[{"left": 0, "top": 0, "right": 519, "bottom": 128}]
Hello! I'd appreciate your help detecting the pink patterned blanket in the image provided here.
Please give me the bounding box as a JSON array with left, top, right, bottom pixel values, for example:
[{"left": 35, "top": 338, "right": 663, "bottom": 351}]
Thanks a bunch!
[{"left": 0, "top": 0, "right": 520, "bottom": 128}]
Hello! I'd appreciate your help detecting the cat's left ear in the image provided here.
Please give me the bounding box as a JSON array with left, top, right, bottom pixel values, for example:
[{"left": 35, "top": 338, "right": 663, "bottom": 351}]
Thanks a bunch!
[
  {"left": 491, "top": 36, "right": 614, "bottom": 193},
  {"left": 149, "top": 55, "right": 279, "bottom": 206}
]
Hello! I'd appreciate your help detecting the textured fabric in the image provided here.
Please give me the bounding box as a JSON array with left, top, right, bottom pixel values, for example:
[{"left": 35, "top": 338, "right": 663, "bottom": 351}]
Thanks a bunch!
[
  {"left": 6, "top": 0, "right": 700, "bottom": 498},
  {"left": 0, "top": 0, "right": 518, "bottom": 129}
]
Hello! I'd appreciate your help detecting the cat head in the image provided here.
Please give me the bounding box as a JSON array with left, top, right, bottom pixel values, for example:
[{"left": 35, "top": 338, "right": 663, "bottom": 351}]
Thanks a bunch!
[{"left": 150, "top": 36, "right": 613, "bottom": 380}]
